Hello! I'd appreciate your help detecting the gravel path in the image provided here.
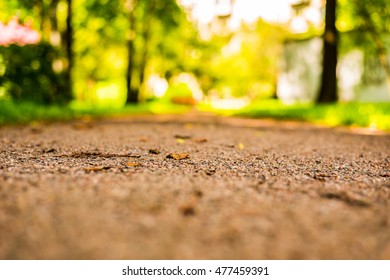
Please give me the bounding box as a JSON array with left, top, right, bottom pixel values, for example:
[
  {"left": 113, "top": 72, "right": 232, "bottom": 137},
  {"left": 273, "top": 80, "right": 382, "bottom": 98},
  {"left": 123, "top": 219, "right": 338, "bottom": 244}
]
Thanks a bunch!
[{"left": 0, "top": 113, "right": 389, "bottom": 259}]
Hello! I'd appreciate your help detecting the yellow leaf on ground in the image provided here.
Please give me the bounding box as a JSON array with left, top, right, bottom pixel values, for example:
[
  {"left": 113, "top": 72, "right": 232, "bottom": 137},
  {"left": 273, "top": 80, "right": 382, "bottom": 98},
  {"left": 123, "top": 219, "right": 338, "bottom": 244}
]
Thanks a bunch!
[
  {"left": 238, "top": 143, "right": 245, "bottom": 150},
  {"left": 192, "top": 138, "right": 208, "bottom": 143},
  {"left": 127, "top": 162, "right": 141, "bottom": 167},
  {"left": 166, "top": 153, "right": 189, "bottom": 160}
]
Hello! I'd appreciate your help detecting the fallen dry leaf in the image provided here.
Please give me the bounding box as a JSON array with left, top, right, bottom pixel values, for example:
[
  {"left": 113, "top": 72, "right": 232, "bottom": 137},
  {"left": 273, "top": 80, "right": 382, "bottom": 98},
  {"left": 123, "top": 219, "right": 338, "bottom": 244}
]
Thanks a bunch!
[
  {"left": 176, "top": 138, "right": 186, "bottom": 144},
  {"left": 83, "top": 166, "right": 111, "bottom": 172},
  {"left": 192, "top": 138, "right": 208, "bottom": 143},
  {"left": 127, "top": 162, "right": 141, "bottom": 167},
  {"left": 237, "top": 143, "right": 245, "bottom": 150},
  {"left": 42, "top": 148, "right": 56, "bottom": 153},
  {"left": 192, "top": 189, "right": 204, "bottom": 198},
  {"left": 180, "top": 205, "right": 196, "bottom": 217},
  {"left": 57, "top": 151, "right": 141, "bottom": 158},
  {"left": 148, "top": 149, "right": 160, "bottom": 155},
  {"left": 174, "top": 135, "right": 192, "bottom": 140},
  {"left": 166, "top": 153, "right": 189, "bottom": 160}
]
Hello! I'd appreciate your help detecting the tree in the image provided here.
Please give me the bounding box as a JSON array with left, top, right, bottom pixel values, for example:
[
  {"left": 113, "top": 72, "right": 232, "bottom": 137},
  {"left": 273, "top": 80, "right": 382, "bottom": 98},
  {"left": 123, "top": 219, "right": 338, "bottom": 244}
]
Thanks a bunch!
[
  {"left": 64, "top": 0, "right": 74, "bottom": 101},
  {"left": 317, "top": 0, "right": 338, "bottom": 103},
  {"left": 125, "top": 0, "right": 184, "bottom": 104},
  {"left": 125, "top": 0, "right": 138, "bottom": 103}
]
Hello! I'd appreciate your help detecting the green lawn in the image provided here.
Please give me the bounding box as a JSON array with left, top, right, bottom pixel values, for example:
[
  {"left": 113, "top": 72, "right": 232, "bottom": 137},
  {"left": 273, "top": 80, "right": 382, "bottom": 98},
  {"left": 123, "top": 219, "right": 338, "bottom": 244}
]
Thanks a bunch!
[
  {"left": 0, "top": 100, "right": 190, "bottom": 126},
  {"left": 202, "top": 100, "right": 390, "bottom": 131},
  {"left": 1, "top": 99, "right": 389, "bottom": 131}
]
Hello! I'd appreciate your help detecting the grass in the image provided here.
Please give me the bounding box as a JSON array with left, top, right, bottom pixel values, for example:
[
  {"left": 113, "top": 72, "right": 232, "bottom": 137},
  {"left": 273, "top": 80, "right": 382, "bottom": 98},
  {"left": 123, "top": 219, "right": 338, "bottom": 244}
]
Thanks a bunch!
[
  {"left": 0, "top": 101, "right": 75, "bottom": 125},
  {"left": 0, "top": 99, "right": 191, "bottom": 126},
  {"left": 201, "top": 100, "right": 390, "bottom": 131},
  {"left": 1, "top": 99, "right": 389, "bottom": 131}
]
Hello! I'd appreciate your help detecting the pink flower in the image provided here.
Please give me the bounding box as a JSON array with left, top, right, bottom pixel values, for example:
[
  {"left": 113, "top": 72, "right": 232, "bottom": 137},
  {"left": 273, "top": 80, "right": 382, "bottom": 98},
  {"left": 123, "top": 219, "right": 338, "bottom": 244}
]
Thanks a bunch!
[{"left": 0, "top": 17, "right": 41, "bottom": 46}]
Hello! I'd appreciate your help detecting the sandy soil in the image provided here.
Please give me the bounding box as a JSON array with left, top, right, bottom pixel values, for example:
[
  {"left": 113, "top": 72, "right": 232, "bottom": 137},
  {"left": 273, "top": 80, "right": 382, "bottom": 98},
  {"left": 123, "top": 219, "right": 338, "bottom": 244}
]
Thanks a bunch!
[{"left": 0, "top": 113, "right": 389, "bottom": 259}]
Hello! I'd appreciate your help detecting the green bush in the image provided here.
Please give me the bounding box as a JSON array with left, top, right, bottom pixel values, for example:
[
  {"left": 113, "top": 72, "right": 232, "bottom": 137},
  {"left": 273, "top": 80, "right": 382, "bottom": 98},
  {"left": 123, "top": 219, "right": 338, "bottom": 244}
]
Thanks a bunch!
[{"left": 0, "top": 43, "right": 71, "bottom": 104}]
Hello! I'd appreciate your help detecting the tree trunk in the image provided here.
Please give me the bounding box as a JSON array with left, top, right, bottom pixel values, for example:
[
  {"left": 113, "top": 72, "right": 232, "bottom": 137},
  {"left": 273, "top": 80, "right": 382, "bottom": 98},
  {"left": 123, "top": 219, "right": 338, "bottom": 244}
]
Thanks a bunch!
[
  {"left": 317, "top": 0, "right": 338, "bottom": 103},
  {"left": 126, "top": 36, "right": 137, "bottom": 103},
  {"left": 64, "top": 0, "right": 74, "bottom": 101},
  {"left": 49, "top": 0, "right": 60, "bottom": 46},
  {"left": 138, "top": 13, "right": 151, "bottom": 100},
  {"left": 126, "top": 0, "right": 139, "bottom": 104}
]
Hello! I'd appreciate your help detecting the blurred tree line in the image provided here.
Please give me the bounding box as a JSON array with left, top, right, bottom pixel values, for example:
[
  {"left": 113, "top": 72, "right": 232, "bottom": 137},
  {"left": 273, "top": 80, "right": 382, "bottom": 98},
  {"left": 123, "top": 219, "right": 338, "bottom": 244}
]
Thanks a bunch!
[
  {"left": 0, "top": 0, "right": 288, "bottom": 106},
  {"left": 0, "top": 0, "right": 389, "bottom": 106}
]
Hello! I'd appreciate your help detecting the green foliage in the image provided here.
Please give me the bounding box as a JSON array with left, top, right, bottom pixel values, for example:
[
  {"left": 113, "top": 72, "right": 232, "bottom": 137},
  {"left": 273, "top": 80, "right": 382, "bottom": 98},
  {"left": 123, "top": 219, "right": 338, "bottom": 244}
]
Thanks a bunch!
[
  {"left": 207, "top": 20, "right": 284, "bottom": 99},
  {"left": 0, "top": 0, "right": 34, "bottom": 23},
  {"left": 338, "top": 0, "right": 390, "bottom": 53},
  {"left": 0, "top": 43, "right": 70, "bottom": 104},
  {"left": 1, "top": 0, "right": 74, "bottom": 104},
  {"left": 216, "top": 100, "right": 390, "bottom": 131},
  {"left": 338, "top": 0, "right": 390, "bottom": 32},
  {"left": 73, "top": 0, "right": 128, "bottom": 83},
  {"left": 72, "top": 0, "right": 189, "bottom": 103},
  {"left": 137, "top": 0, "right": 183, "bottom": 30}
]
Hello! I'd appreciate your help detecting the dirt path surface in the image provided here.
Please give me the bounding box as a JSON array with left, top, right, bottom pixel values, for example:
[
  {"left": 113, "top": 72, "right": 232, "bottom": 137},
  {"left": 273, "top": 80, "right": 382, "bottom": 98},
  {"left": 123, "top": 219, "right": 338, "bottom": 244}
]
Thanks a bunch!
[{"left": 0, "top": 113, "right": 389, "bottom": 259}]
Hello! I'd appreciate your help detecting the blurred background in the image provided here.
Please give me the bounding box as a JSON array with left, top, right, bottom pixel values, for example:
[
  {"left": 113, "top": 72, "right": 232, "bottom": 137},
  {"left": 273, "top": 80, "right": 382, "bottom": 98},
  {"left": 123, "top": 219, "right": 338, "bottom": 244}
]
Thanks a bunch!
[{"left": 0, "top": 0, "right": 389, "bottom": 129}]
